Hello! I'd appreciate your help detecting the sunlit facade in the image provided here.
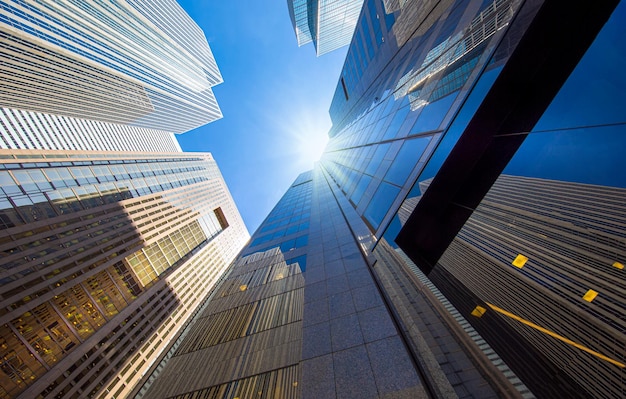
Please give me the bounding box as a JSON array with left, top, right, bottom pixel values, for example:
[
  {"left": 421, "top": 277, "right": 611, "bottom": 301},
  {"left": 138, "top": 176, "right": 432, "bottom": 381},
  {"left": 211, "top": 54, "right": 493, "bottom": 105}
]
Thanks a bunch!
[
  {"left": 136, "top": 171, "right": 436, "bottom": 399},
  {"left": 1, "top": 0, "right": 223, "bottom": 143},
  {"left": 286, "top": 0, "right": 364, "bottom": 56},
  {"left": 0, "top": 107, "right": 181, "bottom": 152},
  {"left": 0, "top": 150, "right": 249, "bottom": 399}
]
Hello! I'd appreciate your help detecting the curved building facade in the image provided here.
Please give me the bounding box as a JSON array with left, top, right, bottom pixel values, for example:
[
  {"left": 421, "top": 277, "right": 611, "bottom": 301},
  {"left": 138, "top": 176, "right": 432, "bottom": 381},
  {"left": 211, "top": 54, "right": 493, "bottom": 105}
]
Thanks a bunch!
[{"left": 1, "top": 0, "right": 223, "bottom": 135}]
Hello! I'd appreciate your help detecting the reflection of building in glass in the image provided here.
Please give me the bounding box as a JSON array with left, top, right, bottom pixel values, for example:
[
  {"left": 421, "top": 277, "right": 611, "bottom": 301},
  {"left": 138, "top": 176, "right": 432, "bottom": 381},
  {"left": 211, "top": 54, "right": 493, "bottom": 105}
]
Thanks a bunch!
[
  {"left": 0, "top": 150, "right": 248, "bottom": 399},
  {"left": 286, "top": 0, "right": 365, "bottom": 56},
  {"left": 394, "top": 0, "right": 516, "bottom": 110},
  {"left": 1, "top": 0, "right": 224, "bottom": 151},
  {"left": 137, "top": 247, "right": 305, "bottom": 398},
  {"left": 0, "top": 2, "right": 250, "bottom": 399}
]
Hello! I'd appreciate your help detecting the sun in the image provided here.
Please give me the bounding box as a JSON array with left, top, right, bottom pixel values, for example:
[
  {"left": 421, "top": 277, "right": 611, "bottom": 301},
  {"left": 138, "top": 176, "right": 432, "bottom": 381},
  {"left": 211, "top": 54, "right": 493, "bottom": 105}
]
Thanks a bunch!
[
  {"left": 268, "top": 98, "right": 332, "bottom": 171},
  {"left": 298, "top": 129, "right": 329, "bottom": 167}
]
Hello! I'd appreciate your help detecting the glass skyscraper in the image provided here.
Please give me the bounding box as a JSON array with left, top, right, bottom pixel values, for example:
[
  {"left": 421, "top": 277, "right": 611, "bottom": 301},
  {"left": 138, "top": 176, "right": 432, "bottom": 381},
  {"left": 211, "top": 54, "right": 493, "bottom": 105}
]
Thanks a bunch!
[
  {"left": 287, "top": 0, "right": 365, "bottom": 56},
  {"left": 142, "top": 0, "right": 624, "bottom": 398},
  {"left": 1, "top": 0, "right": 223, "bottom": 151}
]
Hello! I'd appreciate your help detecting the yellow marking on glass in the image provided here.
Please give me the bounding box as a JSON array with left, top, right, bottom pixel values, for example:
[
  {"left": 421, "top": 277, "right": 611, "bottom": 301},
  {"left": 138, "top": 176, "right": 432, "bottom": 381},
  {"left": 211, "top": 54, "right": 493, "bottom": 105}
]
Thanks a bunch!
[
  {"left": 512, "top": 254, "right": 528, "bottom": 268},
  {"left": 471, "top": 305, "right": 487, "bottom": 317},
  {"left": 582, "top": 289, "right": 598, "bottom": 302},
  {"left": 613, "top": 261, "right": 624, "bottom": 270},
  {"left": 487, "top": 302, "right": 624, "bottom": 368},
  {"left": 239, "top": 284, "right": 247, "bottom": 292}
]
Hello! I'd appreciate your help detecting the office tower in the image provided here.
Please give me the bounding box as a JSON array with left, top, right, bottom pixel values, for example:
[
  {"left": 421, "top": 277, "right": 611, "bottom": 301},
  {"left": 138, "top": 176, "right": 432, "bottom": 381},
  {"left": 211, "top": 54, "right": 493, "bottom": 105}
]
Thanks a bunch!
[
  {"left": 0, "top": 150, "right": 249, "bottom": 399},
  {"left": 141, "top": 0, "right": 623, "bottom": 398},
  {"left": 1, "top": 0, "right": 223, "bottom": 151},
  {"left": 0, "top": 108, "right": 182, "bottom": 153},
  {"left": 138, "top": 169, "right": 509, "bottom": 399},
  {"left": 287, "top": 0, "right": 365, "bottom": 56},
  {"left": 425, "top": 175, "right": 626, "bottom": 398}
]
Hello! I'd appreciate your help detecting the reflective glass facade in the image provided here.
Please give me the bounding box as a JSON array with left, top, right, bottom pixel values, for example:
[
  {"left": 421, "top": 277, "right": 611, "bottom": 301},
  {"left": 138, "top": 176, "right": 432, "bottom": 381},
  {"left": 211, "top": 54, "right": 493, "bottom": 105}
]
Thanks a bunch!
[
  {"left": 1, "top": 0, "right": 223, "bottom": 136},
  {"left": 324, "top": 0, "right": 624, "bottom": 397},
  {"left": 0, "top": 150, "right": 249, "bottom": 399},
  {"left": 286, "top": 0, "right": 365, "bottom": 56}
]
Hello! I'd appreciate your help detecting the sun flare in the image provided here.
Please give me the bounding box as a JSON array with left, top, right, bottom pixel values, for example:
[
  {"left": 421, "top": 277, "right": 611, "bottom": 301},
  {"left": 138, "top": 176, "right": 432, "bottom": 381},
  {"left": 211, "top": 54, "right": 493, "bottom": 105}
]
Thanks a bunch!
[{"left": 297, "top": 129, "right": 329, "bottom": 167}]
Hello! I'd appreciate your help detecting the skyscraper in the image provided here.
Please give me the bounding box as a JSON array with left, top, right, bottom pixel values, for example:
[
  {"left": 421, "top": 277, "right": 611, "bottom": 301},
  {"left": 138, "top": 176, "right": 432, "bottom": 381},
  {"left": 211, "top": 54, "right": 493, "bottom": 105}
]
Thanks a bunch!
[
  {"left": 0, "top": 150, "right": 249, "bottom": 399},
  {"left": 138, "top": 170, "right": 534, "bottom": 399},
  {"left": 138, "top": 169, "right": 509, "bottom": 399},
  {"left": 140, "top": 0, "right": 623, "bottom": 398},
  {"left": 287, "top": 0, "right": 365, "bottom": 56},
  {"left": 0, "top": 2, "right": 251, "bottom": 398},
  {"left": 424, "top": 175, "right": 626, "bottom": 398},
  {"left": 1, "top": 0, "right": 223, "bottom": 151}
]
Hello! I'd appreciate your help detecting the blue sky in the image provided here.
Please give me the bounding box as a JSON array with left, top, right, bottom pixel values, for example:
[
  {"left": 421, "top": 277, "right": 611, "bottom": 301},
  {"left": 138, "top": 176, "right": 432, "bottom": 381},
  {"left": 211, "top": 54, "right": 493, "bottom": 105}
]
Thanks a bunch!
[{"left": 176, "top": 1, "right": 347, "bottom": 234}]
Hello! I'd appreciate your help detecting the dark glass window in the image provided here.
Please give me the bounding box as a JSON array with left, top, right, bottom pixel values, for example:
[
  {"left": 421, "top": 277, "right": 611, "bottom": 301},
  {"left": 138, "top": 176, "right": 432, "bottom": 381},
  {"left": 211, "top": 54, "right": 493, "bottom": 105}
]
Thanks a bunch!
[
  {"left": 364, "top": 182, "right": 400, "bottom": 230},
  {"left": 385, "top": 136, "right": 432, "bottom": 186}
]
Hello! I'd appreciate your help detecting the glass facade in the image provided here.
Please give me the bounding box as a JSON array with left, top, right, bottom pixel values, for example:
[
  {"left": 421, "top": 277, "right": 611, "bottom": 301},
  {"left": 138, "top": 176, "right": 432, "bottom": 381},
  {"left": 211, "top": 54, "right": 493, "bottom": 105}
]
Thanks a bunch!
[
  {"left": 138, "top": 170, "right": 432, "bottom": 399},
  {"left": 0, "top": 2, "right": 244, "bottom": 399},
  {"left": 286, "top": 0, "right": 365, "bottom": 56},
  {"left": 324, "top": 0, "right": 625, "bottom": 397},
  {"left": 0, "top": 0, "right": 222, "bottom": 138},
  {"left": 0, "top": 107, "right": 182, "bottom": 152},
  {"left": 0, "top": 150, "right": 249, "bottom": 399}
]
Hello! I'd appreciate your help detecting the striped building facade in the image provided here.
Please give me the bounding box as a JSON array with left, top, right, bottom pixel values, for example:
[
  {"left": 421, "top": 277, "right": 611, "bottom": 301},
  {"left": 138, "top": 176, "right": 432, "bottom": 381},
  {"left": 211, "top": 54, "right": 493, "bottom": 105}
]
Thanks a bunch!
[
  {"left": 1, "top": 0, "right": 223, "bottom": 151},
  {"left": 428, "top": 175, "right": 626, "bottom": 397},
  {"left": 0, "top": 150, "right": 249, "bottom": 399}
]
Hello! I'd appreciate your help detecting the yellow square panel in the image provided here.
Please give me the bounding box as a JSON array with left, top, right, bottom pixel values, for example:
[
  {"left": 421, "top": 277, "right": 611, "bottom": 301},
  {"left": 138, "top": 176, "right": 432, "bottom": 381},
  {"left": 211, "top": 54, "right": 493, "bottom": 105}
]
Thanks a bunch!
[
  {"left": 471, "top": 305, "right": 487, "bottom": 317},
  {"left": 613, "top": 261, "right": 624, "bottom": 270},
  {"left": 582, "top": 289, "right": 598, "bottom": 302},
  {"left": 512, "top": 254, "right": 528, "bottom": 268}
]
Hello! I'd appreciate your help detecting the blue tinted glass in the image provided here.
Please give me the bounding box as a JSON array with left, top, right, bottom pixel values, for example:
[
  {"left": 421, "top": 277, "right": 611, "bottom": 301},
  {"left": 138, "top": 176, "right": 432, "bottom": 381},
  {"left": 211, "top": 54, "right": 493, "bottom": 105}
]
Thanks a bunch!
[
  {"left": 360, "top": 18, "right": 371, "bottom": 61},
  {"left": 285, "top": 225, "right": 299, "bottom": 236},
  {"left": 351, "top": 175, "right": 372, "bottom": 204},
  {"left": 504, "top": 122, "right": 626, "bottom": 188},
  {"left": 286, "top": 254, "right": 307, "bottom": 272},
  {"left": 385, "top": 136, "right": 431, "bottom": 186},
  {"left": 295, "top": 235, "right": 308, "bottom": 248},
  {"left": 381, "top": 214, "right": 402, "bottom": 248},
  {"left": 412, "top": 92, "right": 457, "bottom": 133},
  {"left": 279, "top": 239, "right": 296, "bottom": 252},
  {"left": 534, "top": 17, "right": 626, "bottom": 131},
  {"left": 410, "top": 65, "right": 503, "bottom": 194},
  {"left": 384, "top": 8, "right": 395, "bottom": 31},
  {"left": 365, "top": 144, "right": 390, "bottom": 175},
  {"left": 364, "top": 182, "right": 400, "bottom": 230},
  {"left": 383, "top": 105, "right": 411, "bottom": 140}
]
